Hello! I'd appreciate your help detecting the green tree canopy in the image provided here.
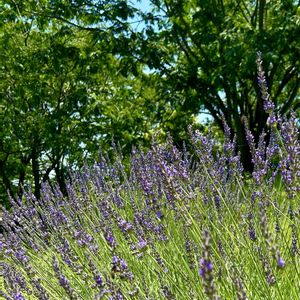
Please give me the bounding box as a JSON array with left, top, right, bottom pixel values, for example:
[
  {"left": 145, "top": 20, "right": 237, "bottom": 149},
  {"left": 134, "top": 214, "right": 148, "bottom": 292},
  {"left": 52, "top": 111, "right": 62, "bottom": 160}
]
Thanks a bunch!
[
  {"left": 139, "top": 0, "right": 300, "bottom": 169},
  {"left": 1, "top": 0, "right": 299, "bottom": 206},
  {"left": 0, "top": 0, "right": 167, "bottom": 205}
]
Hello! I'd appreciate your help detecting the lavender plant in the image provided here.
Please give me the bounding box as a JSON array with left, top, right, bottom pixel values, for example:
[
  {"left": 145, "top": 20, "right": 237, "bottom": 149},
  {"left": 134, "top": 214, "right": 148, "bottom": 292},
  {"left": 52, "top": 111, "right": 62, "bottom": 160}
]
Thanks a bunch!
[{"left": 0, "top": 58, "right": 299, "bottom": 299}]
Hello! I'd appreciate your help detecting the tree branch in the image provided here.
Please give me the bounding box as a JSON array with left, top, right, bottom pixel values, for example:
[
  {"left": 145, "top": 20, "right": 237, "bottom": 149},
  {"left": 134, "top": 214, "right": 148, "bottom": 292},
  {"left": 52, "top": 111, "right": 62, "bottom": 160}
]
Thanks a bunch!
[
  {"left": 258, "top": 0, "right": 266, "bottom": 31},
  {"left": 280, "top": 77, "right": 300, "bottom": 115},
  {"left": 273, "top": 66, "right": 298, "bottom": 105},
  {"left": 250, "top": 0, "right": 258, "bottom": 28}
]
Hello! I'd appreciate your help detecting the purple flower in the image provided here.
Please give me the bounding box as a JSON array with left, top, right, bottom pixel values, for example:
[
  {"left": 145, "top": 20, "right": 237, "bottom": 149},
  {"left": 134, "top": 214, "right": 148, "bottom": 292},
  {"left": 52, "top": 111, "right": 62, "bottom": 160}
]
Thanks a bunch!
[
  {"left": 248, "top": 227, "right": 256, "bottom": 241},
  {"left": 117, "top": 218, "right": 133, "bottom": 232},
  {"left": 13, "top": 293, "right": 25, "bottom": 300},
  {"left": 137, "top": 239, "right": 147, "bottom": 250},
  {"left": 256, "top": 51, "right": 275, "bottom": 114},
  {"left": 94, "top": 274, "right": 103, "bottom": 286},
  {"left": 59, "top": 275, "right": 70, "bottom": 288},
  {"left": 14, "top": 248, "right": 29, "bottom": 264},
  {"left": 155, "top": 211, "right": 164, "bottom": 219},
  {"left": 199, "top": 258, "right": 213, "bottom": 278},
  {"left": 104, "top": 231, "right": 116, "bottom": 248},
  {"left": 199, "top": 229, "right": 219, "bottom": 299},
  {"left": 112, "top": 255, "right": 128, "bottom": 273},
  {"left": 277, "top": 256, "right": 285, "bottom": 269}
]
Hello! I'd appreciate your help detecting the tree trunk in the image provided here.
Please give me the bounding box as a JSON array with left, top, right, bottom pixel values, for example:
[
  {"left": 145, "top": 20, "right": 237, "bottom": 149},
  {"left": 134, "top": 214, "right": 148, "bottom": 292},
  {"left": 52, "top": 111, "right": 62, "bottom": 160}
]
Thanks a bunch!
[
  {"left": 235, "top": 120, "right": 253, "bottom": 173},
  {"left": 55, "top": 163, "right": 67, "bottom": 197},
  {"left": 31, "top": 137, "right": 41, "bottom": 200}
]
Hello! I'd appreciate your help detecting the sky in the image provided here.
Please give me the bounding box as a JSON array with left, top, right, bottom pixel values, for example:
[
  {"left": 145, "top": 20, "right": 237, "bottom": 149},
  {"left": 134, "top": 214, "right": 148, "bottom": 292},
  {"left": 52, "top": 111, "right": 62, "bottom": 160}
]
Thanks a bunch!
[
  {"left": 132, "top": 0, "right": 152, "bottom": 13},
  {"left": 129, "top": 0, "right": 214, "bottom": 124}
]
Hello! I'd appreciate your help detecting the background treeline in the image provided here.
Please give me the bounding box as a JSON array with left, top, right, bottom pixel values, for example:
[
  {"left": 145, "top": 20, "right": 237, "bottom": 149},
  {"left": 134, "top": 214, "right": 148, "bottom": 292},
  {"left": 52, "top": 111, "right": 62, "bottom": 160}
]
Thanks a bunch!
[{"left": 0, "top": 0, "right": 299, "bottom": 206}]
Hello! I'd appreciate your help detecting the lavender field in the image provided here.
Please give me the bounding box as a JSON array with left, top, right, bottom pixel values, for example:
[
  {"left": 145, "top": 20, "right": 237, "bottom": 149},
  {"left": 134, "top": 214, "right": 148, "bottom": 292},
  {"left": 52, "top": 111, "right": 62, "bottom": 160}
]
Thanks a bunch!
[
  {"left": 0, "top": 64, "right": 299, "bottom": 299},
  {"left": 0, "top": 110, "right": 299, "bottom": 299}
]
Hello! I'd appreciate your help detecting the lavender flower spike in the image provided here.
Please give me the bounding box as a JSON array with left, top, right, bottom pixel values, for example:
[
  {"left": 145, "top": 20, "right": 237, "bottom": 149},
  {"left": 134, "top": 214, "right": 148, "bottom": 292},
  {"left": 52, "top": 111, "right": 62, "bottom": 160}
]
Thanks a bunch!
[
  {"left": 199, "top": 229, "right": 220, "bottom": 300},
  {"left": 256, "top": 51, "right": 275, "bottom": 114}
]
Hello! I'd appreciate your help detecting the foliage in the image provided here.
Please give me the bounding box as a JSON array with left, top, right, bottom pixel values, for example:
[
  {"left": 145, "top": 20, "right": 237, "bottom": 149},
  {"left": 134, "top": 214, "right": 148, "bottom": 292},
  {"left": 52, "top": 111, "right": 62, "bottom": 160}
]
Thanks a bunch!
[
  {"left": 0, "top": 0, "right": 169, "bottom": 206},
  {"left": 139, "top": 0, "right": 300, "bottom": 170},
  {"left": 1, "top": 0, "right": 299, "bottom": 206}
]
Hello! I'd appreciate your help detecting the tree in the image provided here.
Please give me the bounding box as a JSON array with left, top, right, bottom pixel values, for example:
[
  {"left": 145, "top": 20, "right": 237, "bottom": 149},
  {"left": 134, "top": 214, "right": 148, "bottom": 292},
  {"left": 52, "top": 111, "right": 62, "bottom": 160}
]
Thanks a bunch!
[
  {"left": 2, "top": 0, "right": 298, "bottom": 207},
  {"left": 140, "top": 0, "right": 300, "bottom": 170},
  {"left": 0, "top": 0, "right": 164, "bottom": 206}
]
